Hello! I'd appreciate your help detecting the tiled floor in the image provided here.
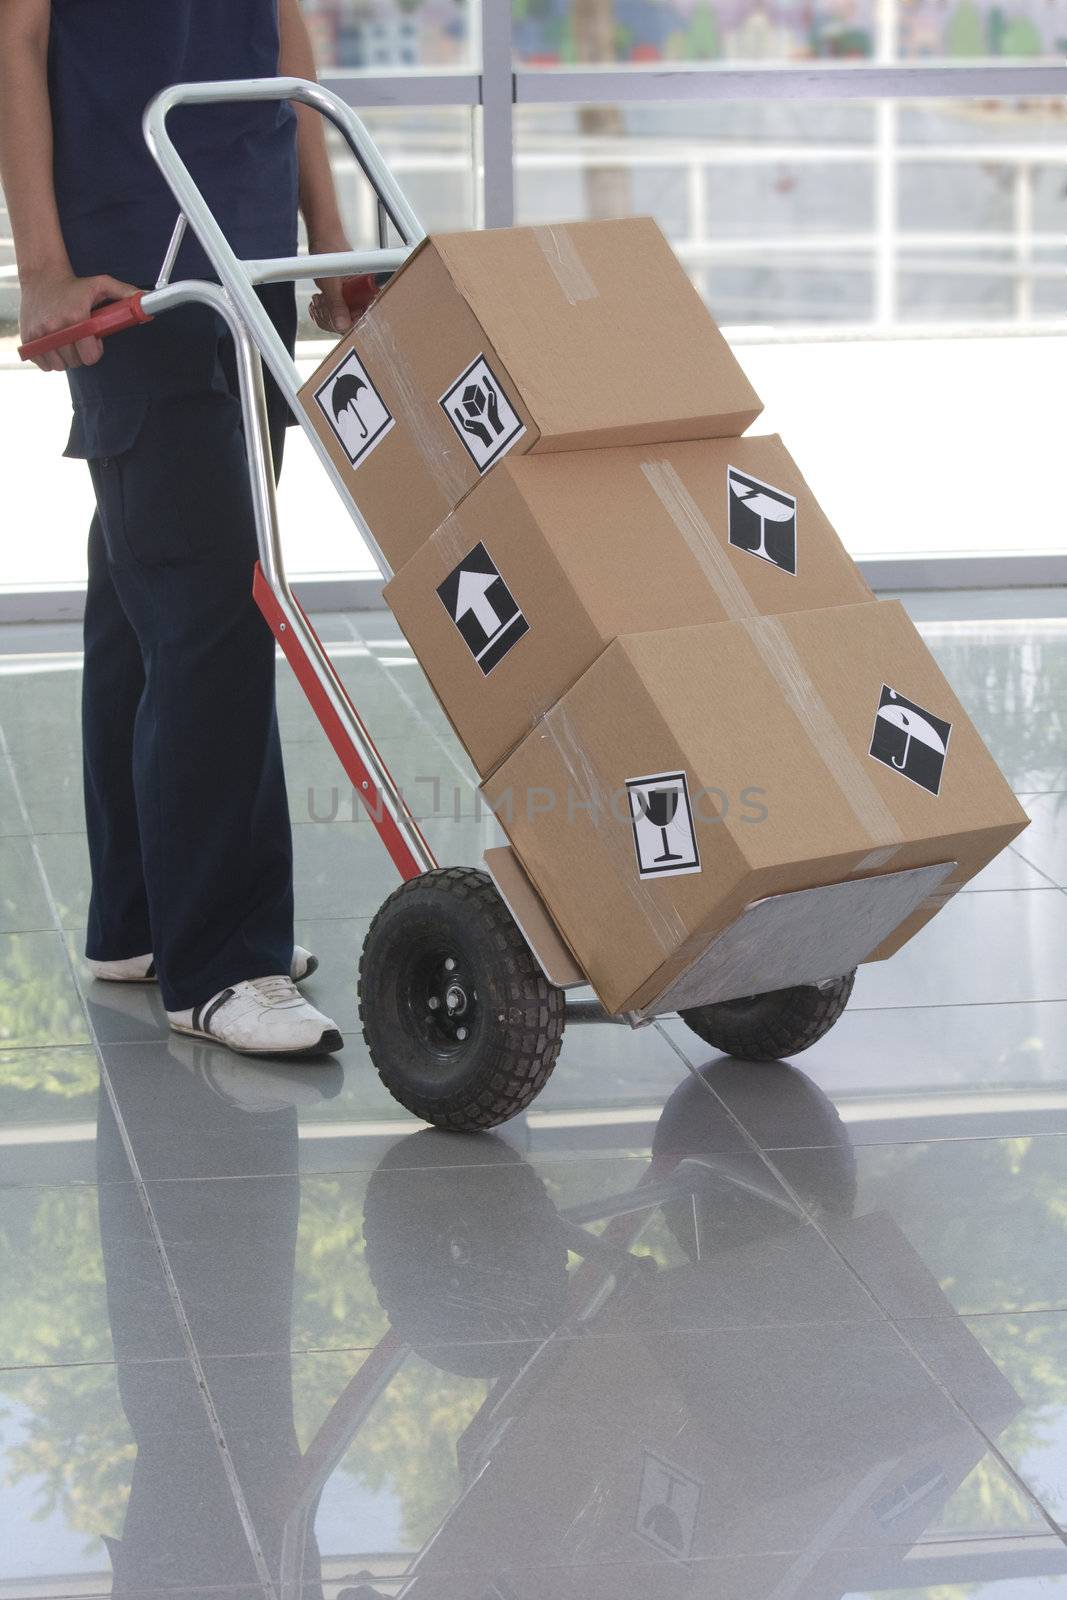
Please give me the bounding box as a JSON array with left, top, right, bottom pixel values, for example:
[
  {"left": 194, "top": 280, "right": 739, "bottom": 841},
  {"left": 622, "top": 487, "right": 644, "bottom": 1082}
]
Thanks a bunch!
[{"left": 2, "top": 598, "right": 1067, "bottom": 1599}]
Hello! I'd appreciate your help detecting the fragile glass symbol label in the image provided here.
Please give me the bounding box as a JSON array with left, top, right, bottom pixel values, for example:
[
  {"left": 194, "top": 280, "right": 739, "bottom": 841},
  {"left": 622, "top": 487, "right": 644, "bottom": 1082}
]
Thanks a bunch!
[
  {"left": 869, "top": 685, "right": 952, "bottom": 795},
  {"left": 440, "top": 354, "right": 526, "bottom": 472},
  {"left": 727, "top": 465, "right": 798, "bottom": 575},
  {"left": 625, "top": 770, "right": 701, "bottom": 879},
  {"left": 634, "top": 1450, "right": 703, "bottom": 1559},
  {"left": 437, "top": 542, "right": 529, "bottom": 675}
]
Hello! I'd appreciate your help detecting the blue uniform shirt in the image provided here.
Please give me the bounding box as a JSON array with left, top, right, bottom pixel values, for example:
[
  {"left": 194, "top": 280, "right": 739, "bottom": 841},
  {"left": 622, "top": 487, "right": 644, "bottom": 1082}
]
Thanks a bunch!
[
  {"left": 49, "top": 0, "right": 299, "bottom": 287},
  {"left": 50, "top": 0, "right": 300, "bottom": 452}
]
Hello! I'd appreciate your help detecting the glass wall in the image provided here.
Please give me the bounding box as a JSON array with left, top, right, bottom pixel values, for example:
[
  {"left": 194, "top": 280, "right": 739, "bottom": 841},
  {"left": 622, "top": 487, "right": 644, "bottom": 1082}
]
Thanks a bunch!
[
  {"left": 322, "top": 105, "right": 476, "bottom": 261},
  {"left": 302, "top": 0, "right": 474, "bottom": 68},
  {"left": 273, "top": 0, "right": 1067, "bottom": 71},
  {"left": 510, "top": 0, "right": 1065, "bottom": 62},
  {"left": 513, "top": 97, "right": 1063, "bottom": 328},
  {"left": 0, "top": 2, "right": 1063, "bottom": 592}
]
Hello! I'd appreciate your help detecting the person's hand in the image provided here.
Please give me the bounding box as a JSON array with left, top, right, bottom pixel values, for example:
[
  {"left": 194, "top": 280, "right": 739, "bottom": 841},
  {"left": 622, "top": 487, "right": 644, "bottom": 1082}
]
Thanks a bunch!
[
  {"left": 308, "top": 227, "right": 354, "bottom": 336},
  {"left": 19, "top": 269, "right": 141, "bottom": 372}
]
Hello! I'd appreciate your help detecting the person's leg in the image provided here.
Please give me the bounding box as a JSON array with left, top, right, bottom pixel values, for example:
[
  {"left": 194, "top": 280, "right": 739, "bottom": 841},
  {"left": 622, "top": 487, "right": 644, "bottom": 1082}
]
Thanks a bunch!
[
  {"left": 86, "top": 300, "right": 296, "bottom": 1013},
  {"left": 82, "top": 510, "right": 152, "bottom": 963}
]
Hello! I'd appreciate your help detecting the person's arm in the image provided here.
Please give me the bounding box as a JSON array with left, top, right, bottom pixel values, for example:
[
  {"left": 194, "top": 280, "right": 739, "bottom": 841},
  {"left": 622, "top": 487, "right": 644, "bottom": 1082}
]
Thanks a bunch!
[
  {"left": 278, "top": 0, "right": 353, "bottom": 335},
  {"left": 0, "top": 0, "right": 137, "bottom": 370}
]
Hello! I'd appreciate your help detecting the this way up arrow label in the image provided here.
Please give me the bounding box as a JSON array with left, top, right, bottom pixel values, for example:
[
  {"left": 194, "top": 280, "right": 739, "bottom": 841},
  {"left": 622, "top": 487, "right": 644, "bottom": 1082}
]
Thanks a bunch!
[
  {"left": 454, "top": 567, "right": 502, "bottom": 637},
  {"left": 436, "top": 541, "right": 530, "bottom": 677}
]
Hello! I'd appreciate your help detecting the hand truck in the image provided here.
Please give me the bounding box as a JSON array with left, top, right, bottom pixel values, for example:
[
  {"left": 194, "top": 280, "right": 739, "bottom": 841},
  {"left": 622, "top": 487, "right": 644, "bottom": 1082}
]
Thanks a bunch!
[{"left": 20, "top": 79, "right": 955, "bottom": 1131}]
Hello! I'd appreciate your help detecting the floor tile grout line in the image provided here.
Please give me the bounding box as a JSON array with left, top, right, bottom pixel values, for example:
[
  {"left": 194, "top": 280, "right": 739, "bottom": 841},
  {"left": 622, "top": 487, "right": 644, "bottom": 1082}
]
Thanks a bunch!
[
  {"left": 1009, "top": 841, "right": 1067, "bottom": 896},
  {"left": 848, "top": 995, "right": 1067, "bottom": 1012},
  {"left": 756, "top": 1129, "right": 1067, "bottom": 1152},
  {"left": 13, "top": 1130, "right": 1067, "bottom": 1187},
  {"left": 658, "top": 1026, "right": 1067, "bottom": 1541},
  {"left": 1008, "top": 833, "right": 1066, "bottom": 880},
  {"left": 0, "top": 719, "right": 280, "bottom": 1600}
]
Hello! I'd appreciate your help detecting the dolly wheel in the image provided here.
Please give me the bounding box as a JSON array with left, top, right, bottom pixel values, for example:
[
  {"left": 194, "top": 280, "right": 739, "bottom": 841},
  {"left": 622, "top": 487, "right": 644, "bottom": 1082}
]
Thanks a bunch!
[
  {"left": 680, "top": 971, "right": 856, "bottom": 1062},
  {"left": 358, "top": 867, "right": 565, "bottom": 1131}
]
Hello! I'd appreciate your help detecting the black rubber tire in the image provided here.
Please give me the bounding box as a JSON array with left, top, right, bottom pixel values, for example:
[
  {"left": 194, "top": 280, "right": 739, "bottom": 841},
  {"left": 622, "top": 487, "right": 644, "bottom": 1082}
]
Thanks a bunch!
[
  {"left": 358, "top": 867, "right": 565, "bottom": 1131},
  {"left": 679, "top": 971, "right": 856, "bottom": 1062}
]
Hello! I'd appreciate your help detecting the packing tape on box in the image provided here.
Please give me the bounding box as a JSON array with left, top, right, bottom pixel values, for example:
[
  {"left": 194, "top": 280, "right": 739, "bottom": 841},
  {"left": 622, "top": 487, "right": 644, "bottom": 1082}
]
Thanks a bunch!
[
  {"left": 426, "top": 510, "right": 466, "bottom": 571},
  {"left": 539, "top": 700, "right": 690, "bottom": 957},
  {"left": 642, "top": 458, "right": 904, "bottom": 850},
  {"left": 359, "top": 314, "right": 470, "bottom": 507},
  {"left": 743, "top": 613, "right": 904, "bottom": 845},
  {"left": 641, "top": 457, "right": 763, "bottom": 624},
  {"left": 533, "top": 225, "right": 599, "bottom": 306}
]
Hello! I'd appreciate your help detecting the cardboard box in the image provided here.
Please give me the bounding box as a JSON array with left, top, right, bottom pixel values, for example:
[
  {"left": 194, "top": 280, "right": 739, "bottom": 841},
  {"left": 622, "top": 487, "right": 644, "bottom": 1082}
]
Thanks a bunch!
[
  {"left": 481, "top": 601, "right": 1028, "bottom": 1014},
  {"left": 384, "top": 433, "right": 872, "bottom": 776},
  {"left": 297, "top": 218, "right": 763, "bottom": 570}
]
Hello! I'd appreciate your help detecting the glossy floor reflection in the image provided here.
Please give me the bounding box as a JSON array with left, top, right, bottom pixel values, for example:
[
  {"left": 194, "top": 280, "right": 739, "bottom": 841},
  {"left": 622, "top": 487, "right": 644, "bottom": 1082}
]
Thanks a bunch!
[{"left": 2, "top": 598, "right": 1067, "bottom": 1599}]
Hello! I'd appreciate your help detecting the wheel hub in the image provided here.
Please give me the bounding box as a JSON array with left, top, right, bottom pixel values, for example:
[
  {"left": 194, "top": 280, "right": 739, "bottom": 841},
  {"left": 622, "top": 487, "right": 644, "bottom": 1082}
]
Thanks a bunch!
[
  {"left": 445, "top": 983, "right": 468, "bottom": 1015},
  {"left": 402, "top": 949, "right": 479, "bottom": 1055}
]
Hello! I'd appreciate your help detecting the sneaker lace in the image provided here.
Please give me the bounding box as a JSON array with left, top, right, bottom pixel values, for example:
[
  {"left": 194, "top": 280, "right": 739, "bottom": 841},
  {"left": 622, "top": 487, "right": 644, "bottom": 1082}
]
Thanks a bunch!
[{"left": 248, "top": 974, "right": 302, "bottom": 1009}]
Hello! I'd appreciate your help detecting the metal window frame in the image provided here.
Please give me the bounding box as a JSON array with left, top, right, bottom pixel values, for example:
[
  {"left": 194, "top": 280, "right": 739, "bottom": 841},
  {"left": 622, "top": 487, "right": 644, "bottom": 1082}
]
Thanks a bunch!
[{"left": 4, "top": 20, "right": 1065, "bottom": 620}]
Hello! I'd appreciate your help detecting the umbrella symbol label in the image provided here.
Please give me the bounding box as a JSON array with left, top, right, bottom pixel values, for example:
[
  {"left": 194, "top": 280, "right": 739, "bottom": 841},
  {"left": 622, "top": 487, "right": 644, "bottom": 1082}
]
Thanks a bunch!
[
  {"left": 436, "top": 541, "right": 529, "bottom": 674},
  {"left": 869, "top": 685, "right": 952, "bottom": 795},
  {"left": 312, "top": 349, "right": 394, "bottom": 467},
  {"left": 625, "top": 770, "right": 701, "bottom": 879},
  {"left": 440, "top": 354, "right": 526, "bottom": 473},
  {"left": 634, "top": 1449, "right": 703, "bottom": 1560},
  {"left": 727, "top": 465, "right": 798, "bottom": 575}
]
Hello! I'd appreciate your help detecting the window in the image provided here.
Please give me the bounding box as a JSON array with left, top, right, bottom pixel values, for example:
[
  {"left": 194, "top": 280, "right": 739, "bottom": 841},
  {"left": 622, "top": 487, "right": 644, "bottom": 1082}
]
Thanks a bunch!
[{"left": 0, "top": 2, "right": 1063, "bottom": 598}]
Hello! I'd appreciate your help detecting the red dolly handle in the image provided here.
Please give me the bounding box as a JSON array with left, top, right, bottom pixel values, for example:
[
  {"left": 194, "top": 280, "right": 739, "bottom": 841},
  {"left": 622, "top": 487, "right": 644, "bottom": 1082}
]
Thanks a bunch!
[
  {"left": 18, "top": 292, "right": 152, "bottom": 363},
  {"left": 341, "top": 273, "right": 386, "bottom": 320},
  {"left": 18, "top": 273, "right": 383, "bottom": 363}
]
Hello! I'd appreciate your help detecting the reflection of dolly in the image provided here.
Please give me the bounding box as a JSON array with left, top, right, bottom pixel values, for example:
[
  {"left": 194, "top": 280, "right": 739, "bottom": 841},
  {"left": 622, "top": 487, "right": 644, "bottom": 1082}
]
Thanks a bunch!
[
  {"left": 268, "top": 1069, "right": 1016, "bottom": 1596},
  {"left": 21, "top": 78, "right": 955, "bottom": 1133},
  {"left": 280, "top": 1070, "right": 853, "bottom": 1595}
]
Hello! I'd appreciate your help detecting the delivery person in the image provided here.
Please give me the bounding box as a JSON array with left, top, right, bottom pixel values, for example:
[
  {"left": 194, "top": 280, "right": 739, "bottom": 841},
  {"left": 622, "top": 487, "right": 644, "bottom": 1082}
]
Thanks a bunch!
[{"left": 0, "top": 0, "right": 353, "bottom": 1057}]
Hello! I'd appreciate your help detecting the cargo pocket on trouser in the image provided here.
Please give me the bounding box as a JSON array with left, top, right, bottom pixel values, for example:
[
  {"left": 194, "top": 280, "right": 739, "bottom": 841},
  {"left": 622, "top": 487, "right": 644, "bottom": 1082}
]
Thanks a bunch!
[
  {"left": 66, "top": 398, "right": 147, "bottom": 571},
  {"left": 71, "top": 390, "right": 257, "bottom": 569}
]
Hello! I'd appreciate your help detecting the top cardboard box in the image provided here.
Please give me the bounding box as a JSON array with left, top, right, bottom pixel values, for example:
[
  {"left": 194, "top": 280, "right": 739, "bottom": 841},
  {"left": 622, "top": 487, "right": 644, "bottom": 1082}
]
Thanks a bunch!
[{"left": 297, "top": 218, "right": 763, "bottom": 570}]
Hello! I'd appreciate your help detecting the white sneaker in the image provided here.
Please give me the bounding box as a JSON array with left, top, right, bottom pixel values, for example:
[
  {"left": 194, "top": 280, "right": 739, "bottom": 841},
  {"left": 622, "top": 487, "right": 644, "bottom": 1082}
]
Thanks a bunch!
[
  {"left": 167, "top": 975, "right": 343, "bottom": 1059},
  {"left": 88, "top": 945, "right": 318, "bottom": 985}
]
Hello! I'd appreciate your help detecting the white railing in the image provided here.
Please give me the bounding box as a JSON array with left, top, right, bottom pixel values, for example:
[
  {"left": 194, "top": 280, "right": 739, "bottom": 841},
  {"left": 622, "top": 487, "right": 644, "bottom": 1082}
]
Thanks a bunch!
[
  {"left": 310, "top": 3, "right": 1065, "bottom": 338},
  {"left": 332, "top": 119, "right": 1062, "bottom": 333}
]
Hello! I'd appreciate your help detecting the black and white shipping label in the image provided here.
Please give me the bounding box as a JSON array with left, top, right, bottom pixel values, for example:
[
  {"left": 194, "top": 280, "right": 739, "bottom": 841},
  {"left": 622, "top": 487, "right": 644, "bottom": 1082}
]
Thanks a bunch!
[
  {"left": 440, "top": 355, "right": 526, "bottom": 473},
  {"left": 869, "top": 685, "right": 952, "bottom": 796},
  {"left": 313, "top": 350, "right": 394, "bottom": 468},
  {"left": 727, "top": 465, "right": 798, "bottom": 575},
  {"left": 436, "top": 542, "right": 529, "bottom": 675},
  {"left": 625, "top": 770, "right": 701, "bottom": 880}
]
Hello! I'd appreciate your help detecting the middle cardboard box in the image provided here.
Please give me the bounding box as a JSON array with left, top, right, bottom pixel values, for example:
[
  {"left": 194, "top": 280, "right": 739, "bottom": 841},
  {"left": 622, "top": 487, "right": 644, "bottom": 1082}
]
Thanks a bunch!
[{"left": 384, "top": 432, "right": 872, "bottom": 776}]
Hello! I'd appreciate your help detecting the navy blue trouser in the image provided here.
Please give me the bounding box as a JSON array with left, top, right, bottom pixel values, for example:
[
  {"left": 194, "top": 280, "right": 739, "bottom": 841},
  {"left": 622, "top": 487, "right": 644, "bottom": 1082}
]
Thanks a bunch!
[{"left": 77, "top": 286, "right": 296, "bottom": 1011}]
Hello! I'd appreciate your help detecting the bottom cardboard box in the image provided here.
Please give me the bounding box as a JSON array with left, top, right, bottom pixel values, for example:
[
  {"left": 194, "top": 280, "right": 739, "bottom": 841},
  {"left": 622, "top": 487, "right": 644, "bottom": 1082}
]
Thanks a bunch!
[{"left": 481, "top": 601, "right": 1029, "bottom": 1016}]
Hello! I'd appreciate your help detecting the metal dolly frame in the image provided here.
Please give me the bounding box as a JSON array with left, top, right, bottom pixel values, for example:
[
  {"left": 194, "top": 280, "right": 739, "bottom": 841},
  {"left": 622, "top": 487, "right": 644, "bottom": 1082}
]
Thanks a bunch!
[{"left": 20, "top": 78, "right": 954, "bottom": 1126}]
